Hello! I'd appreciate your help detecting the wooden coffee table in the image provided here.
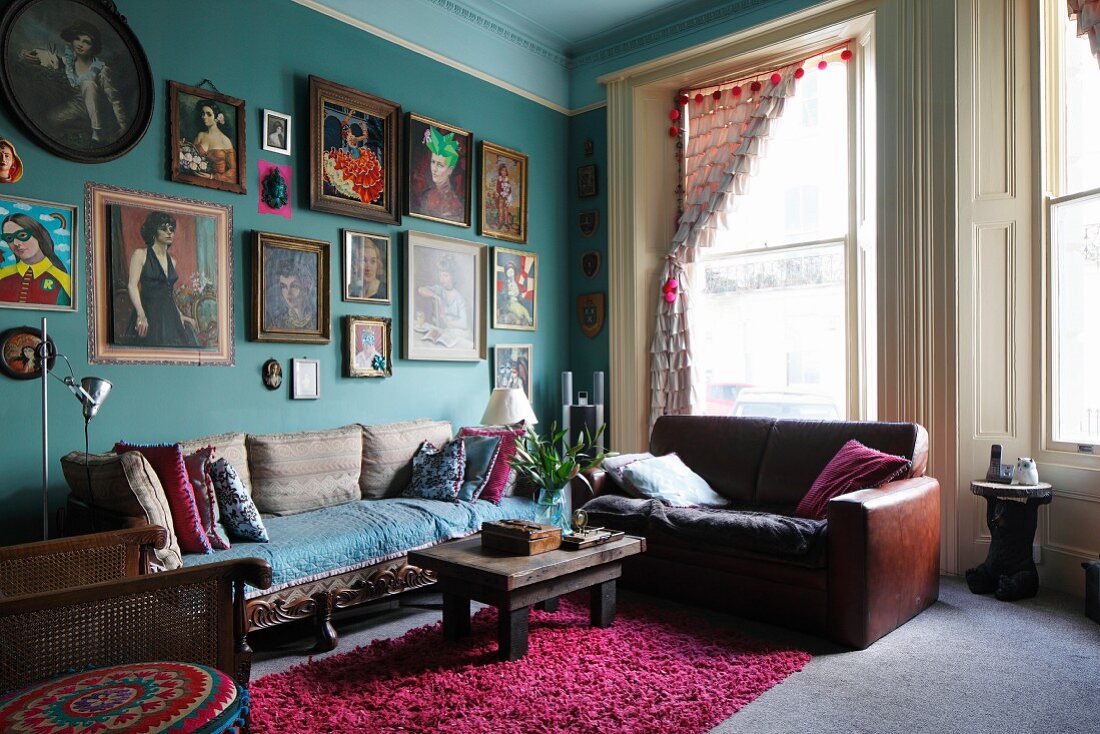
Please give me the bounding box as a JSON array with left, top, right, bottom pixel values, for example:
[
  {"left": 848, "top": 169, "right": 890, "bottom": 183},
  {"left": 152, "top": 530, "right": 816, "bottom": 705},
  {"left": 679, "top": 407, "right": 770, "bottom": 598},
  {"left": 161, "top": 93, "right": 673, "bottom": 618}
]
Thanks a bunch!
[{"left": 409, "top": 534, "right": 645, "bottom": 660}]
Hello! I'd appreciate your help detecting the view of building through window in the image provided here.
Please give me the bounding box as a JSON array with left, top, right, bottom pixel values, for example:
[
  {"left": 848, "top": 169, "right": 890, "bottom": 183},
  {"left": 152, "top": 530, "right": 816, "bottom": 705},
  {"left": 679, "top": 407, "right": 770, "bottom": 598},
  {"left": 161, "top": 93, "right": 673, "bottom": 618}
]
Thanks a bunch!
[
  {"left": 1050, "top": 15, "right": 1100, "bottom": 445},
  {"left": 693, "top": 62, "right": 850, "bottom": 420}
]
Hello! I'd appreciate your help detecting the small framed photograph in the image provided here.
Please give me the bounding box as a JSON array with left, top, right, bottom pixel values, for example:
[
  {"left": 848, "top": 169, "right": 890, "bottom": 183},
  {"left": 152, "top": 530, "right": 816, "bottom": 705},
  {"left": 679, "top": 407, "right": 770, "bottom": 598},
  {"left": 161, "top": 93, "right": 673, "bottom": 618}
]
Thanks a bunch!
[
  {"left": 309, "top": 75, "right": 401, "bottom": 224},
  {"left": 577, "top": 164, "right": 597, "bottom": 198},
  {"left": 262, "top": 109, "right": 291, "bottom": 156},
  {"left": 407, "top": 113, "right": 471, "bottom": 227},
  {"left": 0, "top": 325, "right": 54, "bottom": 380},
  {"left": 291, "top": 357, "right": 320, "bottom": 399},
  {"left": 0, "top": 193, "right": 78, "bottom": 312},
  {"left": 492, "top": 246, "right": 537, "bottom": 330},
  {"left": 251, "top": 231, "right": 330, "bottom": 344},
  {"left": 345, "top": 315, "right": 392, "bottom": 377},
  {"left": 85, "top": 183, "right": 234, "bottom": 366},
  {"left": 479, "top": 141, "right": 527, "bottom": 243},
  {"left": 169, "top": 81, "right": 247, "bottom": 194},
  {"left": 405, "top": 230, "right": 486, "bottom": 362},
  {"left": 342, "top": 230, "right": 390, "bottom": 304},
  {"left": 494, "top": 343, "right": 532, "bottom": 400}
]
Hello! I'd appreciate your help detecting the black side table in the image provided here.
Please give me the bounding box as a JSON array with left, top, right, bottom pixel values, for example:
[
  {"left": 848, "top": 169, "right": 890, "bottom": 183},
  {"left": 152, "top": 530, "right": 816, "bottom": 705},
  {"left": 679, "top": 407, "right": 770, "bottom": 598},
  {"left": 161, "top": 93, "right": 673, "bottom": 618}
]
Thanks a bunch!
[{"left": 965, "top": 480, "right": 1052, "bottom": 601}]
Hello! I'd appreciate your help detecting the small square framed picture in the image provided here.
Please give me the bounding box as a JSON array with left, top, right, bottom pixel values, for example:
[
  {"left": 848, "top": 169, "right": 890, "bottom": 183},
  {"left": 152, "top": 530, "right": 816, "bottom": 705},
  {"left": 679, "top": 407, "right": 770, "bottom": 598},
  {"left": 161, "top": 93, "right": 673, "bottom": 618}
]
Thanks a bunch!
[
  {"left": 577, "top": 164, "right": 598, "bottom": 198},
  {"left": 263, "top": 110, "right": 292, "bottom": 156},
  {"left": 345, "top": 315, "right": 392, "bottom": 377},
  {"left": 291, "top": 357, "right": 320, "bottom": 399}
]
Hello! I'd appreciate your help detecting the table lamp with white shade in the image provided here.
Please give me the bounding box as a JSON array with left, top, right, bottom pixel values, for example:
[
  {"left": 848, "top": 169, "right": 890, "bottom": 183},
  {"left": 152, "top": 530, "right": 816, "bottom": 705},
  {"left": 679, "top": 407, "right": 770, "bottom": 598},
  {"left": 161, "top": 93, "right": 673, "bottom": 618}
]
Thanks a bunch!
[{"left": 481, "top": 387, "right": 537, "bottom": 427}]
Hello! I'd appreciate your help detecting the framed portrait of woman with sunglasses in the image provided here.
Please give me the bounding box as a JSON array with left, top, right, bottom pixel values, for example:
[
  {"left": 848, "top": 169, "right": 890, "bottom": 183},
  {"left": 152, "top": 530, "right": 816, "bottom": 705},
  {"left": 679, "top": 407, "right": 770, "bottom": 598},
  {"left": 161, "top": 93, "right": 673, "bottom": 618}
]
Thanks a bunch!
[{"left": 0, "top": 194, "right": 77, "bottom": 312}]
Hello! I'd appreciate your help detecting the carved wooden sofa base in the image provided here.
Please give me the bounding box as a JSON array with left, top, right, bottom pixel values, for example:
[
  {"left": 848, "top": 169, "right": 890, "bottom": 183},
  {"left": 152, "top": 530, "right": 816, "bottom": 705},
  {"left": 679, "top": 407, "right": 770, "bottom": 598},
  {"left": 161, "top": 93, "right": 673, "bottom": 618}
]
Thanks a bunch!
[{"left": 245, "top": 557, "right": 437, "bottom": 651}]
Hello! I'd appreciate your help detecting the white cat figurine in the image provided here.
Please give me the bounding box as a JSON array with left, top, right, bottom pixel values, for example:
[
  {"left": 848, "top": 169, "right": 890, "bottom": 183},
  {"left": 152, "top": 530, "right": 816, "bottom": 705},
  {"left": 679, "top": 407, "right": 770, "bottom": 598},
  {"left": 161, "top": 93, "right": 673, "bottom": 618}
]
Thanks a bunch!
[{"left": 1010, "top": 457, "right": 1039, "bottom": 486}]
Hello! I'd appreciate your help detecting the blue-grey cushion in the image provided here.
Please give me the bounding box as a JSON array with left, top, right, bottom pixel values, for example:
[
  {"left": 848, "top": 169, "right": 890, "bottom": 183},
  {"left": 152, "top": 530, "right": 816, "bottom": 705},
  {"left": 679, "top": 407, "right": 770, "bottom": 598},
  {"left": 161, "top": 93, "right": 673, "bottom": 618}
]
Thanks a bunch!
[
  {"left": 182, "top": 496, "right": 539, "bottom": 594},
  {"left": 458, "top": 435, "right": 503, "bottom": 501},
  {"left": 209, "top": 458, "right": 269, "bottom": 542},
  {"left": 402, "top": 440, "right": 465, "bottom": 503},
  {"left": 621, "top": 453, "right": 725, "bottom": 507}
]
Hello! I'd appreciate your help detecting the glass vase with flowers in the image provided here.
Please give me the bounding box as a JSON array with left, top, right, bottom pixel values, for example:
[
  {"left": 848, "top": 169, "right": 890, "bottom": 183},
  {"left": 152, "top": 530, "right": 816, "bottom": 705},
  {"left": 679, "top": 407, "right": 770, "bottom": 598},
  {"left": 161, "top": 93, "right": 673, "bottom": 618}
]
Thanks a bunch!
[{"left": 509, "top": 424, "right": 610, "bottom": 534}]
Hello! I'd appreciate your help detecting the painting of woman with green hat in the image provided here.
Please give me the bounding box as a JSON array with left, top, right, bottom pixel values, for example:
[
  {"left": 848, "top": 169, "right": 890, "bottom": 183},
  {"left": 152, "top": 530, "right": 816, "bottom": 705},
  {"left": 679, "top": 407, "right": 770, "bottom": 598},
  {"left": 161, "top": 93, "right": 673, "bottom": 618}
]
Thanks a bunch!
[{"left": 408, "top": 114, "right": 471, "bottom": 227}]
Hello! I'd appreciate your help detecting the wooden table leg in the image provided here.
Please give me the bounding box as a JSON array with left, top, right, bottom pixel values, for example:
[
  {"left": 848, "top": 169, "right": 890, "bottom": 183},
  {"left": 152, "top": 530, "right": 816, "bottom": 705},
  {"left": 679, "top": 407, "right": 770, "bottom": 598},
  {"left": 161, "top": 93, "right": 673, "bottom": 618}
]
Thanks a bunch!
[
  {"left": 535, "top": 597, "right": 559, "bottom": 612},
  {"left": 442, "top": 593, "right": 471, "bottom": 640},
  {"left": 590, "top": 580, "right": 616, "bottom": 628},
  {"left": 498, "top": 605, "right": 530, "bottom": 660}
]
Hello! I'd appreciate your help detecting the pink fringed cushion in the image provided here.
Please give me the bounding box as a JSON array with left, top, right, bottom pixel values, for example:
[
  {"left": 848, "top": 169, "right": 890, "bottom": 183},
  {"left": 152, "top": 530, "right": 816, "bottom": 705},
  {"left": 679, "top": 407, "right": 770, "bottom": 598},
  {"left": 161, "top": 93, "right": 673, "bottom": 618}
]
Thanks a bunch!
[
  {"left": 116, "top": 442, "right": 213, "bottom": 554},
  {"left": 458, "top": 425, "right": 522, "bottom": 504},
  {"left": 184, "top": 446, "right": 229, "bottom": 551},
  {"left": 794, "top": 440, "right": 911, "bottom": 520}
]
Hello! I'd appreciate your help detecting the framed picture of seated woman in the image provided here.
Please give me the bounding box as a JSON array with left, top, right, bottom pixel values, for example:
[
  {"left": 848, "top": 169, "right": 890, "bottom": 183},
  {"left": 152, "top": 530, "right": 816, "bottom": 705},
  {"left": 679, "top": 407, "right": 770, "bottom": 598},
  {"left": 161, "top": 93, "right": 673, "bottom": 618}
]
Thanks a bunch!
[
  {"left": 309, "top": 75, "right": 400, "bottom": 225},
  {"left": 168, "top": 80, "right": 247, "bottom": 195},
  {"left": 406, "top": 113, "right": 471, "bottom": 227},
  {"left": 85, "top": 182, "right": 234, "bottom": 366}
]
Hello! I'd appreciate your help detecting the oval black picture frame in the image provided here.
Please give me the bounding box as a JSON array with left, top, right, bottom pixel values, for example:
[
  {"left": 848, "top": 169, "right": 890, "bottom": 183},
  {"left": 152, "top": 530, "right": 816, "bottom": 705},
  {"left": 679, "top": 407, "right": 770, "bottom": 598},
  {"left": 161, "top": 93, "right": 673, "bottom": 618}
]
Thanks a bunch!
[
  {"left": 0, "top": 326, "right": 55, "bottom": 380},
  {"left": 0, "top": 0, "right": 154, "bottom": 163}
]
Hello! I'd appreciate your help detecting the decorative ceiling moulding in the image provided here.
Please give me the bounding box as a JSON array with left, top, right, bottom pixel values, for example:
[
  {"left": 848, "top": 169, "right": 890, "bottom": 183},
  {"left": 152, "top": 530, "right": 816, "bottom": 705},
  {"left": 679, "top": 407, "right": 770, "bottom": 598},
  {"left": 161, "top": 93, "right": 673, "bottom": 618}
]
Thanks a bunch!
[{"left": 423, "top": 0, "right": 569, "bottom": 68}]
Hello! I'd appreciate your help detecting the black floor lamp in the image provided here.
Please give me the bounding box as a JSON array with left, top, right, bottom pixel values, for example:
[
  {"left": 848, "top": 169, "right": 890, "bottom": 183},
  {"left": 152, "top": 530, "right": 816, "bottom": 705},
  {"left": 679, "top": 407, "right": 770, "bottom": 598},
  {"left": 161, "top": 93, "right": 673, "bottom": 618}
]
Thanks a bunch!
[{"left": 36, "top": 317, "right": 112, "bottom": 540}]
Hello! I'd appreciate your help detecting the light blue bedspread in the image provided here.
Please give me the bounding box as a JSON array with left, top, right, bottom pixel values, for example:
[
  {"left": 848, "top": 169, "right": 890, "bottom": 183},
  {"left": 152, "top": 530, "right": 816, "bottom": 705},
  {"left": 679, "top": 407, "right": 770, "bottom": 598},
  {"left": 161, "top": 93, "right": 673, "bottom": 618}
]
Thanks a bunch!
[{"left": 183, "top": 497, "right": 537, "bottom": 596}]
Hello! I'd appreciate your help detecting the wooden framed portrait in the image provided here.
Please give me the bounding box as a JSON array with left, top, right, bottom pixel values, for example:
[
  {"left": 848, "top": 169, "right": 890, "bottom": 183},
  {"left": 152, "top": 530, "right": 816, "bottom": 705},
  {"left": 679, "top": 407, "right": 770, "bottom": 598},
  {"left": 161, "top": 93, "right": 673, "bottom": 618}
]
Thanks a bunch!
[
  {"left": 577, "top": 164, "right": 598, "bottom": 198},
  {"left": 0, "top": 0, "right": 153, "bottom": 163},
  {"left": 0, "top": 194, "right": 77, "bottom": 312},
  {"left": 291, "top": 357, "right": 320, "bottom": 399},
  {"left": 0, "top": 325, "right": 54, "bottom": 379},
  {"left": 85, "top": 182, "right": 234, "bottom": 366},
  {"left": 251, "top": 231, "right": 330, "bottom": 344},
  {"left": 342, "top": 230, "right": 390, "bottom": 304},
  {"left": 309, "top": 75, "right": 400, "bottom": 224},
  {"left": 406, "top": 113, "right": 471, "bottom": 227},
  {"left": 169, "top": 81, "right": 246, "bottom": 195},
  {"left": 262, "top": 109, "right": 291, "bottom": 156},
  {"left": 494, "top": 343, "right": 532, "bottom": 400},
  {"left": 404, "top": 230, "right": 486, "bottom": 362},
  {"left": 479, "top": 141, "right": 527, "bottom": 243},
  {"left": 345, "top": 315, "right": 392, "bottom": 378},
  {"left": 492, "top": 246, "right": 537, "bottom": 331}
]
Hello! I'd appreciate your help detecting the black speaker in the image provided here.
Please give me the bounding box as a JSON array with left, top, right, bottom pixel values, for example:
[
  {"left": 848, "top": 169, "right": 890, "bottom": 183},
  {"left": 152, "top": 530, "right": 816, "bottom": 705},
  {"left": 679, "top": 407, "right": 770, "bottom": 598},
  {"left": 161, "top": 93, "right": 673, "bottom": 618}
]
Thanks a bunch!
[{"left": 568, "top": 405, "right": 597, "bottom": 457}]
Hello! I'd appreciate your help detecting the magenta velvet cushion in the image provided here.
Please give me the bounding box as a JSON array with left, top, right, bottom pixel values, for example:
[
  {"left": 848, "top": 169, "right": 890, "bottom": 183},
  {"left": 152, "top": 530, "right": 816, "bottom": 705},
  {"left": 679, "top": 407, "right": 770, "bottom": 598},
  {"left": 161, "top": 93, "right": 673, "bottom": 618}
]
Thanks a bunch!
[
  {"left": 457, "top": 425, "right": 522, "bottom": 504},
  {"left": 794, "top": 439, "right": 912, "bottom": 520},
  {"left": 183, "top": 446, "right": 230, "bottom": 550},
  {"left": 115, "top": 442, "right": 213, "bottom": 554}
]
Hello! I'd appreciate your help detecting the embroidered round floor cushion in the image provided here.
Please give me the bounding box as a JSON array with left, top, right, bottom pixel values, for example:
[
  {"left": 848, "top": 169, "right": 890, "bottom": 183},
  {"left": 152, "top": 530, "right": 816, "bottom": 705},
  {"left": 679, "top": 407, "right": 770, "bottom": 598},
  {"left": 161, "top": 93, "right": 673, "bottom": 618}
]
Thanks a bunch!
[{"left": 0, "top": 662, "right": 244, "bottom": 733}]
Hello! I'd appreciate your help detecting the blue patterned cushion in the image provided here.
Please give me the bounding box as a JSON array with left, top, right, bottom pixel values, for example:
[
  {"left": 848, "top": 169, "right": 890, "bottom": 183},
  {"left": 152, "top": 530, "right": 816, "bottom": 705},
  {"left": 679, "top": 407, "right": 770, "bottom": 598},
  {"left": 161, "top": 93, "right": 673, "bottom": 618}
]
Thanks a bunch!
[
  {"left": 209, "top": 458, "right": 269, "bottom": 542},
  {"left": 402, "top": 440, "right": 465, "bottom": 503},
  {"left": 458, "top": 434, "right": 503, "bottom": 501}
]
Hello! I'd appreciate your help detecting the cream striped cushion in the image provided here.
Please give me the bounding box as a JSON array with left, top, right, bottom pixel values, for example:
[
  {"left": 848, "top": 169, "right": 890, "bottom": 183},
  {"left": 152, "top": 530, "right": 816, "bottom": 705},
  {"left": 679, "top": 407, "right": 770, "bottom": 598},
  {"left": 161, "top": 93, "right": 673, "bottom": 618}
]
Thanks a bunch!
[
  {"left": 180, "top": 432, "right": 252, "bottom": 497},
  {"left": 359, "top": 419, "right": 453, "bottom": 499},
  {"left": 247, "top": 426, "right": 362, "bottom": 515}
]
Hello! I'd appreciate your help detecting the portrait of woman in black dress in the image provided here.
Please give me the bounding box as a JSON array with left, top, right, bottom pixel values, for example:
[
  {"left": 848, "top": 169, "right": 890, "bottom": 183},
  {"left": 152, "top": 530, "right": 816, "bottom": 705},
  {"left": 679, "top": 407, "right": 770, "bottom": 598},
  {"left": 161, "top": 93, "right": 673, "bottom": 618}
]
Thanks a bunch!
[{"left": 122, "top": 210, "right": 198, "bottom": 347}]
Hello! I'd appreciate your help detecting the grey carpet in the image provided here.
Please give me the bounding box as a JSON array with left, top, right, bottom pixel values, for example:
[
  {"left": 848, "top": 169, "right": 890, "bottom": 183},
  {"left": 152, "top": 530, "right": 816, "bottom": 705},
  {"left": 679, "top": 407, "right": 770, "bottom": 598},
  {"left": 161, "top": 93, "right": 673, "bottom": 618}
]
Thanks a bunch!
[{"left": 249, "top": 575, "right": 1100, "bottom": 733}]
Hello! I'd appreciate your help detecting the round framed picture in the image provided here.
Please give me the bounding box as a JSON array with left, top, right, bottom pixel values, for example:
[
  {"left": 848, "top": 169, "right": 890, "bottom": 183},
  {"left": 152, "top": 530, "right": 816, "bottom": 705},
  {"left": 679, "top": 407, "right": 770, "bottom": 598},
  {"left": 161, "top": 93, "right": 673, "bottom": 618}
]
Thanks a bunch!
[
  {"left": 0, "top": 325, "right": 55, "bottom": 379},
  {"left": 0, "top": 0, "right": 154, "bottom": 163}
]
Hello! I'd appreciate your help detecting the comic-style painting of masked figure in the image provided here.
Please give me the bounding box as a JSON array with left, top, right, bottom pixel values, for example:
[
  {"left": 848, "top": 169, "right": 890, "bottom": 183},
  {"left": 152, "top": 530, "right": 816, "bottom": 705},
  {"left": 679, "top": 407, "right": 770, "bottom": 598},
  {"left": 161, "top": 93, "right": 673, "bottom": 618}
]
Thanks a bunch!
[
  {"left": 407, "top": 113, "right": 471, "bottom": 227},
  {"left": 0, "top": 195, "right": 76, "bottom": 312},
  {"left": 0, "top": 0, "right": 154, "bottom": 162}
]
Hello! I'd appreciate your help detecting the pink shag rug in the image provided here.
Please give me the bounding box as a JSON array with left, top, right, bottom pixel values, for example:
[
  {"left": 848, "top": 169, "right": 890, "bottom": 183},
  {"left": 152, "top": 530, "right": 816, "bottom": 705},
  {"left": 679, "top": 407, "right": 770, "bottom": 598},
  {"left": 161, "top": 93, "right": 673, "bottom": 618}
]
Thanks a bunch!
[{"left": 250, "top": 594, "right": 810, "bottom": 734}]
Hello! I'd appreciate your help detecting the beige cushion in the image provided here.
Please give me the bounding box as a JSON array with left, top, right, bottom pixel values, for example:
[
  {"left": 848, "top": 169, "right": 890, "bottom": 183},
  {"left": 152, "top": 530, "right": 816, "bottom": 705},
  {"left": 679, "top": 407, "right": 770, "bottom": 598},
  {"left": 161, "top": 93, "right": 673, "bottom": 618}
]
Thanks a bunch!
[
  {"left": 247, "top": 426, "right": 362, "bottom": 515},
  {"left": 180, "top": 432, "right": 252, "bottom": 497},
  {"left": 60, "top": 451, "right": 183, "bottom": 570},
  {"left": 359, "top": 419, "right": 453, "bottom": 499}
]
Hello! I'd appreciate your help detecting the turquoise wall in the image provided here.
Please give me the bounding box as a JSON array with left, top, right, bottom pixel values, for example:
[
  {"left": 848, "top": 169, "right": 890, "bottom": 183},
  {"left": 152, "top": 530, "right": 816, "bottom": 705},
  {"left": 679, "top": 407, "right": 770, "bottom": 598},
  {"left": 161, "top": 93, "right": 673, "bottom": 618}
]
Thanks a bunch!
[{"left": 0, "top": 0, "right": 569, "bottom": 543}]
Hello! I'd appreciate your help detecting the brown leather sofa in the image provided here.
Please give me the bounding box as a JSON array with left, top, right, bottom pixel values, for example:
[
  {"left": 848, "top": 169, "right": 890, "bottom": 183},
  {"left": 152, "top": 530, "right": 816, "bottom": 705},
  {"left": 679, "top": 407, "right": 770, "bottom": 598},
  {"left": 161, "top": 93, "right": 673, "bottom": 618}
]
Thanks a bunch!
[{"left": 578, "top": 416, "right": 940, "bottom": 649}]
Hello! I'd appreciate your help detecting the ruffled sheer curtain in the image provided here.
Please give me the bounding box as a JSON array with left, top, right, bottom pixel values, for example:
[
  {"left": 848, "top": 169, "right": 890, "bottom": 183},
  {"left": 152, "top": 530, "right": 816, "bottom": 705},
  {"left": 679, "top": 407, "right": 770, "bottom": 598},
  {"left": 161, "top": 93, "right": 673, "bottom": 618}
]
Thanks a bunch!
[
  {"left": 1069, "top": 1, "right": 1100, "bottom": 69},
  {"left": 649, "top": 65, "right": 802, "bottom": 429}
]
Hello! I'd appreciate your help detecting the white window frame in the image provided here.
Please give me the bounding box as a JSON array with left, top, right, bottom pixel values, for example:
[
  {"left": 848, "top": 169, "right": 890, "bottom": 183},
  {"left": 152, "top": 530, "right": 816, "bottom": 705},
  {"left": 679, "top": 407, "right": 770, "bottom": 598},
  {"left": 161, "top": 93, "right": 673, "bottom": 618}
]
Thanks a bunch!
[{"left": 1040, "top": 0, "right": 1100, "bottom": 463}]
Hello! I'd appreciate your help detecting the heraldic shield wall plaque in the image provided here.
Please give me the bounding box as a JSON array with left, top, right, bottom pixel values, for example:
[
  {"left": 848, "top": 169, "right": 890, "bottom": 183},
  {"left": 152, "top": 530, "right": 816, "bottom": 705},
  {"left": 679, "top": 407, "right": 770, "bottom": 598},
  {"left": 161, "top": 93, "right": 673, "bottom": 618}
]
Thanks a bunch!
[{"left": 577, "top": 292, "right": 605, "bottom": 338}]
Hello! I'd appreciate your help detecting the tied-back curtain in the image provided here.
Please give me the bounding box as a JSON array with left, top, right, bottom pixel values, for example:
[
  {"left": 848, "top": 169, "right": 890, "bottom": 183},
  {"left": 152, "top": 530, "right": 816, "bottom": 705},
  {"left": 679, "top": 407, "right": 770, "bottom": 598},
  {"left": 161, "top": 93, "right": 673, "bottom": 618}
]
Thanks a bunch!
[
  {"left": 649, "top": 65, "right": 802, "bottom": 430},
  {"left": 1069, "top": 1, "right": 1100, "bottom": 69}
]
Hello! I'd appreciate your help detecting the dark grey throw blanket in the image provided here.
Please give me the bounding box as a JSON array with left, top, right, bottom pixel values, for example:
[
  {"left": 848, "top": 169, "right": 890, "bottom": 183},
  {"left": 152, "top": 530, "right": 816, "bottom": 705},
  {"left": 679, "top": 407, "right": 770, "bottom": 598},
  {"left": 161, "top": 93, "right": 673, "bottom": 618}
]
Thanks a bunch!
[{"left": 583, "top": 494, "right": 827, "bottom": 558}]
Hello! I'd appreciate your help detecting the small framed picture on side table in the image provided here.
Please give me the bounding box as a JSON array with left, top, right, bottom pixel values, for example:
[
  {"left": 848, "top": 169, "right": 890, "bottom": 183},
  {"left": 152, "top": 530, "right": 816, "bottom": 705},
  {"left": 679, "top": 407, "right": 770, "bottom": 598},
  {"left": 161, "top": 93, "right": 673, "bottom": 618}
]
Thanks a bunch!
[{"left": 291, "top": 357, "right": 320, "bottom": 399}]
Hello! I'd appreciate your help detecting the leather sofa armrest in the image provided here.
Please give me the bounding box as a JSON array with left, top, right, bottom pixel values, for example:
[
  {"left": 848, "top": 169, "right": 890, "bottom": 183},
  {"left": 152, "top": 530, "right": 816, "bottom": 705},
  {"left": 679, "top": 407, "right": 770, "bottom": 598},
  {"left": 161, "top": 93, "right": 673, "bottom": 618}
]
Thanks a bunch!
[
  {"left": 573, "top": 467, "right": 612, "bottom": 506},
  {"left": 826, "top": 475, "right": 940, "bottom": 649}
]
